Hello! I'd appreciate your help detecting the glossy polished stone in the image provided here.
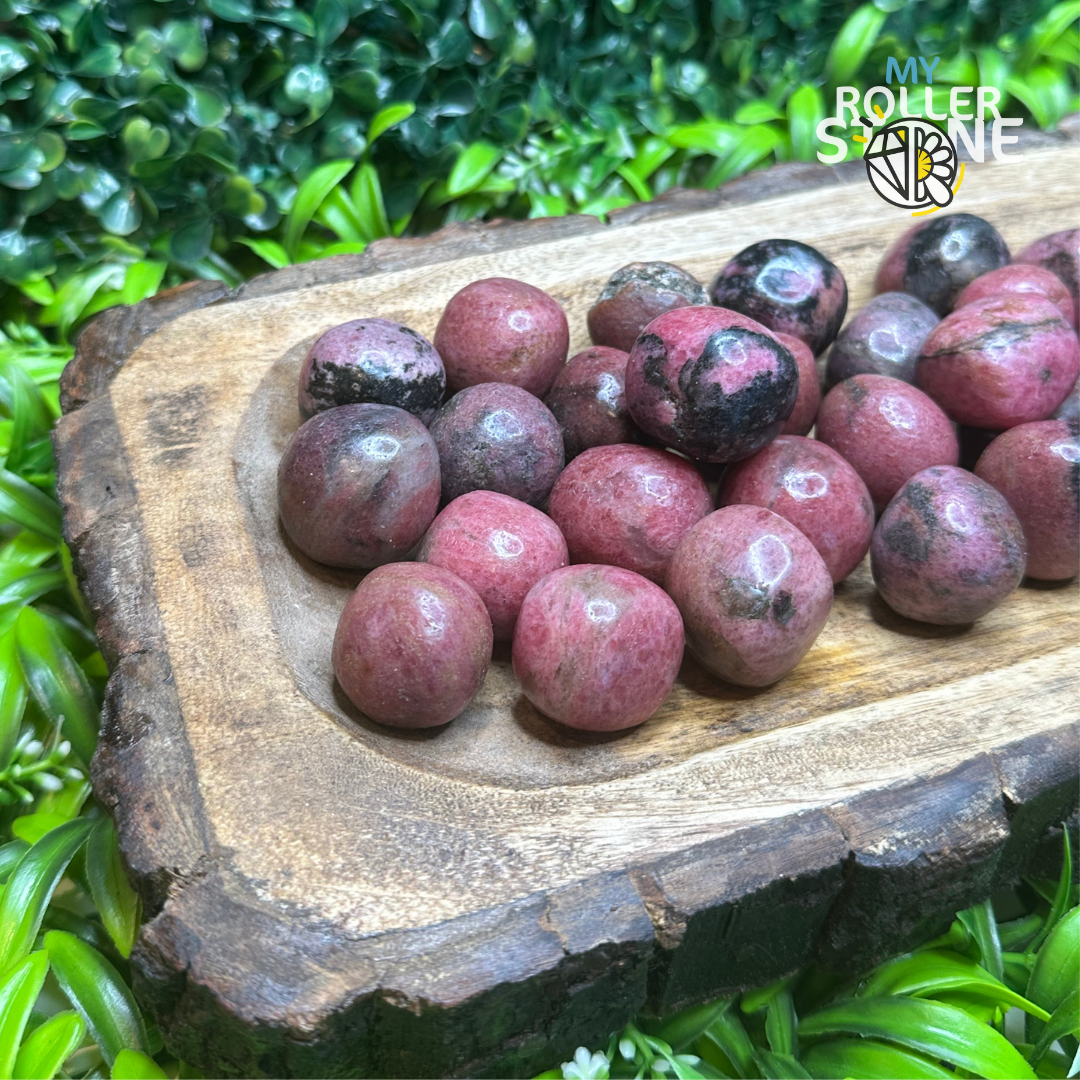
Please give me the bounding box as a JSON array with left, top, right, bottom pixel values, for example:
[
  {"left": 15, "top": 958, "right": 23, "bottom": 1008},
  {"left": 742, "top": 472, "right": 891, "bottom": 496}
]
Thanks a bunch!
[
  {"left": 418, "top": 490, "right": 568, "bottom": 640},
  {"left": 587, "top": 261, "right": 708, "bottom": 353},
  {"left": 544, "top": 345, "right": 642, "bottom": 459},
  {"left": 875, "top": 213, "right": 1010, "bottom": 315},
  {"left": 625, "top": 305, "right": 798, "bottom": 463},
  {"left": 975, "top": 419, "right": 1079, "bottom": 581},
  {"left": 666, "top": 505, "right": 833, "bottom": 687},
  {"left": 915, "top": 294, "right": 1079, "bottom": 430},
  {"left": 298, "top": 318, "right": 446, "bottom": 423},
  {"left": 954, "top": 264, "right": 1075, "bottom": 328},
  {"left": 710, "top": 239, "right": 848, "bottom": 354},
  {"left": 826, "top": 292, "right": 939, "bottom": 387},
  {"left": 548, "top": 444, "right": 713, "bottom": 584},
  {"left": 775, "top": 331, "right": 820, "bottom": 436},
  {"left": 277, "top": 403, "right": 440, "bottom": 569},
  {"left": 332, "top": 562, "right": 493, "bottom": 728},
  {"left": 815, "top": 374, "right": 959, "bottom": 514},
  {"left": 512, "top": 564, "right": 684, "bottom": 731},
  {"left": 434, "top": 277, "right": 569, "bottom": 396},
  {"left": 1014, "top": 229, "right": 1080, "bottom": 323},
  {"left": 429, "top": 383, "right": 565, "bottom": 506},
  {"left": 719, "top": 435, "right": 874, "bottom": 583},
  {"left": 871, "top": 465, "right": 1026, "bottom": 624}
]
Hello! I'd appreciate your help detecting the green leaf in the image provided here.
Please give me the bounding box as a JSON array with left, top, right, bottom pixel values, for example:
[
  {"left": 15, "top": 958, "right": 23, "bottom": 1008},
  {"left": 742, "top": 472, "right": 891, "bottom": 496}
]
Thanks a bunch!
[
  {"left": 169, "top": 221, "right": 213, "bottom": 266},
  {"left": 38, "top": 265, "right": 118, "bottom": 336},
  {"left": 0, "top": 630, "right": 27, "bottom": 769},
  {"left": 45, "top": 931, "right": 149, "bottom": 1066},
  {"left": 0, "top": 840, "right": 28, "bottom": 884},
  {"left": 735, "top": 100, "right": 785, "bottom": 124},
  {"left": 17, "top": 279, "right": 54, "bottom": 307},
  {"left": 704, "top": 125, "right": 782, "bottom": 187},
  {"left": 667, "top": 121, "right": 739, "bottom": 157},
  {"left": 15, "top": 606, "right": 99, "bottom": 765},
  {"left": 101, "top": 190, "right": 142, "bottom": 237},
  {"left": 752, "top": 1049, "right": 810, "bottom": 1079},
  {"left": 826, "top": 4, "right": 887, "bottom": 84},
  {"left": 858, "top": 948, "right": 1050, "bottom": 1019},
  {"left": 1021, "top": 2, "right": 1080, "bottom": 70},
  {"left": 122, "top": 261, "right": 168, "bottom": 306},
  {"left": 86, "top": 818, "right": 140, "bottom": 958},
  {"left": 800, "top": 996, "right": 1037, "bottom": 1078},
  {"left": 12, "top": 1010, "right": 85, "bottom": 1080},
  {"left": 702, "top": 1004, "right": 755, "bottom": 1080},
  {"left": 1006, "top": 65, "right": 1073, "bottom": 129},
  {"left": 235, "top": 238, "right": 290, "bottom": 269},
  {"left": 1027, "top": 906, "right": 1080, "bottom": 1043},
  {"left": 649, "top": 999, "right": 736, "bottom": 1054},
  {"left": 314, "top": 0, "right": 347, "bottom": 49},
  {"left": 787, "top": 84, "right": 826, "bottom": 162},
  {"left": 0, "top": 951, "right": 49, "bottom": 1078},
  {"left": 957, "top": 899, "right": 1004, "bottom": 981},
  {"left": 765, "top": 990, "right": 798, "bottom": 1057},
  {"left": 112, "top": 1050, "right": 168, "bottom": 1080},
  {"left": 0, "top": 818, "right": 93, "bottom": 973},
  {"left": 367, "top": 102, "right": 415, "bottom": 146},
  {"left": 349, "top": 162, "right": 391, "bottom": 241},
  {"left": 314, "top": 187, "right": 366, "bottom": 245},
  {"left": 446, "top": 142, "right": 502, "bottom": 199},
  {"left": 1031, "top": 829, "right": 1074, "bottom": 951},
  {"left": 284, "top": 159, "right": 353, "bottom": 258},
  {"left": 1030, "top": 987, "right": 1080, "bottom": 1067},
  {"left": 802, "top": 1038, "right": 954, "bottom": 1079},
  {"left": 0, "top": 469, "right": 62, "bottom": 539},
  {"left": 206, "top": 0, "right": 252, "bottom": 22},
  {"left": 12, "top": 813, "right": 72, "bottom": 845}
]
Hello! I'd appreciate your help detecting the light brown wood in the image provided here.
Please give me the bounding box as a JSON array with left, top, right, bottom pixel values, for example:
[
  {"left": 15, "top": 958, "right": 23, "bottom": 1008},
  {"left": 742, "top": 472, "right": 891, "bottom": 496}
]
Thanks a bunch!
[{"left": 56, "top": 132, "right": 1080, "bottom": 1079}]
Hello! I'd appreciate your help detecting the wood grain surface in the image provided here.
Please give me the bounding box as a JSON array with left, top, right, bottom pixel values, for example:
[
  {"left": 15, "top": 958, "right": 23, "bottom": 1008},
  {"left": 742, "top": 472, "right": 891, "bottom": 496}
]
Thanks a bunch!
[{"left": 55, "top": 128, "right": 1080, "bottom": 1078}]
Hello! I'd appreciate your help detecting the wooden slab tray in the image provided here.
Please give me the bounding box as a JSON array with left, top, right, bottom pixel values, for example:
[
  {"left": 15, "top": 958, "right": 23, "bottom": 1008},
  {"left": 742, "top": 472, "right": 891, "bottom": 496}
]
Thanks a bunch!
[{"left": 56, "top": 127, "right": 1080, "bottom": 1079}]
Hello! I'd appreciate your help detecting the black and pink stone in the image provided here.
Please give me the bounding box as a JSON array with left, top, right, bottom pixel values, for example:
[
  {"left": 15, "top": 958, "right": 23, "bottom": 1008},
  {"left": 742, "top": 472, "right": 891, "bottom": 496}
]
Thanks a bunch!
[
  {"left": 709, "top": 239, "right": 848, "bottom": 355},
  {"left": 429, "top": 382, "right": 565, "bottom": 506},
  {"left": 666, "top": 504, "right": 833, "bottom": 687},
  {"left": 871, "top": 465, "right": 1026, "bottom": 625},
  {"left": 826, "top": 292, "right": 940, "bottom": 387},
  {"left": 625, "top": 305, "right": 798, "bottom": 463},
  {"left": 975, "top": 419, "right": 1079, "bottom": 581},
  {"left": 719, "top": 435, "right": 874, "bottom": 584},
  {"left": 332, "top": 562, "right": 492, "bottom": 728},
  {"left": 915, "top": 294, "right": 1080, "bottom": 430},
  {"left": 544, "top": 346, "right": 644, "bottom": 459},
  {"left": 512, "top": 563, "right": 684, "bottom": 731},
  {"left": 875, "top": 213, "right": 1010, "bottom": 316},
  {"left": 587, "top": 262, "right": 708, "bottom": 353},
  {"left": 297, "top": 318, "right": 446, "bottom": 423},
  {"left": 1014, "top": 229, "right": 1080, "bottom": 323},
  {"left": 277, "top": 403, "right": 440, "bottom": 569}
]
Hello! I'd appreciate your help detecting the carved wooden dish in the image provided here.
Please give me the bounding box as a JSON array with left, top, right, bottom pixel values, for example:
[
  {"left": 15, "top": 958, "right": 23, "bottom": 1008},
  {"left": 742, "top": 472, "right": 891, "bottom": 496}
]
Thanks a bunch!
[{"left": 55, "top": 133, "right": 1080, "bottom": 1079}]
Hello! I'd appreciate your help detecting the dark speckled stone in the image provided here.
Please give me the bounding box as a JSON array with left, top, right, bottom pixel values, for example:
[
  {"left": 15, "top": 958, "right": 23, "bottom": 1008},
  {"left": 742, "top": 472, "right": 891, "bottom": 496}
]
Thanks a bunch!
[
  {"left": 875, "top": 214, "right": 1010, "bottom": 315},
  {"left": 298, "top": 318, "right": 446, "bottom": 423},
  {"left": 871, "top": 465, "right": 1026, "bottom": 624},
  {"left": 587, "top": 262, "right": 708, "bottom": 353},
  {"left": 1014, "top": 229, "right": 1080, "bottom": 323},
  {"left": 975, "top": 419, "right": 1079, "bottom": 581},
  {"left": 709, "top": 239, "right": 848, "bottom": 354},
  {"left": 277, "top": 403, "right": 440, "bottom": 569},
  {"left": 625, "top": 305, "right": 798, "bottom": 463},
  {"left": 429, "top": 383, "right": 564, "bottom": 506},
  {"left": 544, "top": 346, "right": 643, "bottom": 458},
  {"left": 666, "top": 504, "right": 833, "bottom": 687},
  {"left": 826, "top": 292, "right": 939, "bottom": 388}
]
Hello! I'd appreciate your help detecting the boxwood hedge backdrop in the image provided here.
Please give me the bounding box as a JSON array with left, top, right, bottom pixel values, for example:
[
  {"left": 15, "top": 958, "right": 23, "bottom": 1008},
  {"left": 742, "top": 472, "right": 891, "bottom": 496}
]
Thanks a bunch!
[{"left": 0, "top": 2, "right": 1076, "bottom": 1078}]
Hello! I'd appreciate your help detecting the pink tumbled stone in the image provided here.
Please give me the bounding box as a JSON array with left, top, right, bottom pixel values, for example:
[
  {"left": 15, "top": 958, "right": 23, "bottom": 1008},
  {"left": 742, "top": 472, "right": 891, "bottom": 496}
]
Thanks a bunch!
[
  {"left": 719, "top": 435, "right": 874, "bottom": 583},
  {"left": 418, "top": 490, "right": 569, "bottom": 641},
  {"left": 871, "top": 466, "right": 1026, "bottom": 624},
  {"left": 434, "top": 277, "right": 569, "bottom": 396},
  {"left": 544, "top": 345, "right": 643, "bottom": 459},
  {"left": 816, "top": 374, "right": 960, "bottom": 514},
  {"left": 666, "top": 505, "right": 833, "bottom": 687},
  {"left": 915, "top": 294, "right": 1079, "bottom": 430},
  {"left": 775, "top": 332, "right": 821, "bottom": 436},
  {"left": 1014, "top": 229, "right": 1079, "bottom": 320},
  {"left": 954, "top": 264, "right": 1075, "bottom": 329},
  {"left": 548, "top": 444, "right": 713, "bottom": 584},
  {"left": 975, "top": 419, "right": 1079, "bottom": 581},
  {"left": 332, "top": 563, "right": 493, "bottom": 728},
  {"left": 512, "top": 564, "right": 684, "bottom": 731}
]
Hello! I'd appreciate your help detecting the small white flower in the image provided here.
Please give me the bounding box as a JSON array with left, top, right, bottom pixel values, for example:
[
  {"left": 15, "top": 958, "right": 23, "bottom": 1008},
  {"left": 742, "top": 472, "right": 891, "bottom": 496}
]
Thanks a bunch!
[
  {"left": 562, "top": 1047, "right": 610, "bottom": 1080},
  {"left": 619, "top": 1038, "right": 636, "bottom": 1061}
]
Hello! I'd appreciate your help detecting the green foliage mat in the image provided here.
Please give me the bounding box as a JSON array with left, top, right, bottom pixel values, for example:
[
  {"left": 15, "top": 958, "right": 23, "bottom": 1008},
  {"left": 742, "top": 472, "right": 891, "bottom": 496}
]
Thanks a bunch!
[{"left": 1, "top": 1, "right": 1078, "bottom": 339}]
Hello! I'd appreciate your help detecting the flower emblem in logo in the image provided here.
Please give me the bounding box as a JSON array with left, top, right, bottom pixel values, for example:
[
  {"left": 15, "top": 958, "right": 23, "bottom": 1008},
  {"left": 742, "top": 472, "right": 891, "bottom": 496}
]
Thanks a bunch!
[{"left": 863, "top": 117, "right": 959, "bottom": 210}]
